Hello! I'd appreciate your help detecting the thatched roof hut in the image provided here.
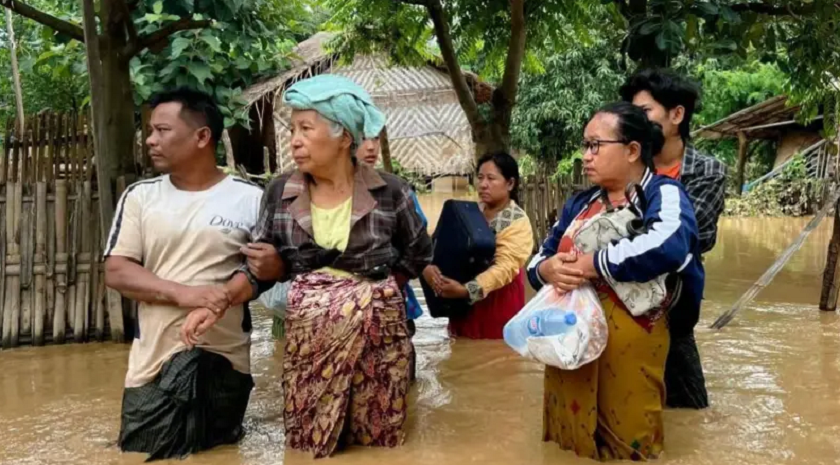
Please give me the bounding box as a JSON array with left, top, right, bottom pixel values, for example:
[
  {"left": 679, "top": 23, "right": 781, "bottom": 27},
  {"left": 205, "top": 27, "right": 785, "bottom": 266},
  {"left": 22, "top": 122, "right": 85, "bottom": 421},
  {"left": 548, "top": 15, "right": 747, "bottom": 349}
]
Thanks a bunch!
[{"left": 230, "top": 32, "right": 492, "bottom": 177}]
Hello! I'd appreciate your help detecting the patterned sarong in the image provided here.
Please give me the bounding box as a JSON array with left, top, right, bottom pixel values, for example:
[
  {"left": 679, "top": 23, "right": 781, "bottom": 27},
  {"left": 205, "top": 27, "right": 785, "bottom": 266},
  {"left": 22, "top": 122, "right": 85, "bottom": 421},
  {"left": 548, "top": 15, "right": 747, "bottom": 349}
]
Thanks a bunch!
[{"left": 283, "top": 272, "right": 412, "bottom": 458}]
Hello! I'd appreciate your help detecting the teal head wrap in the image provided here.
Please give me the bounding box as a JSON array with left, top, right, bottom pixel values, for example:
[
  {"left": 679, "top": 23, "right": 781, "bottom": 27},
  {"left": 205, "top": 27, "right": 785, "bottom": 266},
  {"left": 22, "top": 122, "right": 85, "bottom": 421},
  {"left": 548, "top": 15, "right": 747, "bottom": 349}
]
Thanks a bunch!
[{"left": 282, "top": 75, "right": 385, "bottom": 147}]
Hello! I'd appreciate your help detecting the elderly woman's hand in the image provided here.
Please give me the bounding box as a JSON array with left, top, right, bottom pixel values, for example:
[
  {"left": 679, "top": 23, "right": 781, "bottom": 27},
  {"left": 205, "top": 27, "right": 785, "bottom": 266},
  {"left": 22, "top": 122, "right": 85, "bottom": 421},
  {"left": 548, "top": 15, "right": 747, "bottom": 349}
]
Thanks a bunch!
[
  {"left": 181, "top": 308, "right": 221, "bottom": 348},
  {"left": 538, "top": 252, "right": 587, "bottom": 294},
  {"left": 241, "top": 243, "right": 284, "bottom": 281}
]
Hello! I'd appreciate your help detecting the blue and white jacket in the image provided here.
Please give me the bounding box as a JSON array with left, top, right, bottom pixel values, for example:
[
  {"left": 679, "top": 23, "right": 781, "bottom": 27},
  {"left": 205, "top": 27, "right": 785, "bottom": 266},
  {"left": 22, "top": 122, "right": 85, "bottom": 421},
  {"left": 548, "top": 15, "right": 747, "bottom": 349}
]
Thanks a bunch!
[{"left": 526, "top": 168, "right": 705, "bottom": 337}]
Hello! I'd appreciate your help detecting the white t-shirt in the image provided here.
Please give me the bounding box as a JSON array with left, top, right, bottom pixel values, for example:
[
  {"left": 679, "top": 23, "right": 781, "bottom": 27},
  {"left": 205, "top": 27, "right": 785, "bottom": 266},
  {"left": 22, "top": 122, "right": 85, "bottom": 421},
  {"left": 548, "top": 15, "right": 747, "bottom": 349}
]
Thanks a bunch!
[{"left": 104, "top": 175, "right": 262, "bottom": 388}]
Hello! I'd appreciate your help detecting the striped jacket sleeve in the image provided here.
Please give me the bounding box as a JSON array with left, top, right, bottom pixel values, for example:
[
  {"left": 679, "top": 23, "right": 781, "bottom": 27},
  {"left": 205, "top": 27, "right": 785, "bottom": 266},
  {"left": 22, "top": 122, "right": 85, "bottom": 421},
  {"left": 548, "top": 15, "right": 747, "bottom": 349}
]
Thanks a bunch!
[
  {"left": 104, "top": 187, "right": 144, "bottom": 261},
  {"left": 593, "top": 182, "right": 698, "bottom": 283}
]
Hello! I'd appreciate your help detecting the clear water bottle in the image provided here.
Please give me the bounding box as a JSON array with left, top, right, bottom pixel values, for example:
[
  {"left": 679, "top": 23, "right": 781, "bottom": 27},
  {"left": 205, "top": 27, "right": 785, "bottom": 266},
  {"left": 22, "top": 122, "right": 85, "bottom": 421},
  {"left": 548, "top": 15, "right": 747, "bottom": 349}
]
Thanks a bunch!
[{"left": 504, "top": 308, "right": 577, "bottom": 354}]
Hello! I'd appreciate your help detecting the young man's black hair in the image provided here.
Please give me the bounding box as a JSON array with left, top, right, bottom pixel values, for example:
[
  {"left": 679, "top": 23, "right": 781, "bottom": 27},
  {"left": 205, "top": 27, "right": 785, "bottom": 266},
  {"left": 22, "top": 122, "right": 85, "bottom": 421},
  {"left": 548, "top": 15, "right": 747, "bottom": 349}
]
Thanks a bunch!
[
  {"left": 619, "top": 68, "right": 701, "bottom": 141},
  {"left": 149, "top": 87, "right": 224, "bottom": 146}
]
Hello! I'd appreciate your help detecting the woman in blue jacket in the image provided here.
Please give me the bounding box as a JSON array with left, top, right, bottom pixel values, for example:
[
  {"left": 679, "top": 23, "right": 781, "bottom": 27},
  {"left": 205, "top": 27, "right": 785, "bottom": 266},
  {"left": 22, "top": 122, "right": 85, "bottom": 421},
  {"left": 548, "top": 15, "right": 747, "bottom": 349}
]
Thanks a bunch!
[{"left": 526, "top": 102, "right": 704, "bottom": 461}]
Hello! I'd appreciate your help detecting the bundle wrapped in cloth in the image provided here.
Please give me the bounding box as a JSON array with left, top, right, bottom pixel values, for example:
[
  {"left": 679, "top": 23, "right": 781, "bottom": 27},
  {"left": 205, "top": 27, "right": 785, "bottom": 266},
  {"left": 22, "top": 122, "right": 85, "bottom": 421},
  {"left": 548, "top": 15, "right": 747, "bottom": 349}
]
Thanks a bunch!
[{"left": 572, "top": 184, "right": 668, "bottom": 317}]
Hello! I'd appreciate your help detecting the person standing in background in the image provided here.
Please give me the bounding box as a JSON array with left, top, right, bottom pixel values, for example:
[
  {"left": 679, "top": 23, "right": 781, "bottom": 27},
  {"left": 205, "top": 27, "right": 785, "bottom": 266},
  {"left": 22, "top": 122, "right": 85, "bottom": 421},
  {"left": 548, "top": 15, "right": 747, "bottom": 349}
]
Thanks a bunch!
[
  {"left": 429, "top": 152, "right": 534, "bottom": 339},
  {"left": 358, "top": 134, "right": 426, "bottom": 383},
  {"left": 620, "top": 68, "right": 727, "bottom": 410}
]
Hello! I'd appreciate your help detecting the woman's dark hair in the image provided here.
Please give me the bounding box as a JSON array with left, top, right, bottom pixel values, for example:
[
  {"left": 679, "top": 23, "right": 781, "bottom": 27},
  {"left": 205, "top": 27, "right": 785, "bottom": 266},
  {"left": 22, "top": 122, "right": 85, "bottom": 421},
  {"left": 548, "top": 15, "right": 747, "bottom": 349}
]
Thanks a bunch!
[
  {"left": 592, "top": 101, "right": 665, "bottom": 170},
  {"left": 477, "top": 151, "right": 520, "bottom": 203},
  {"left": 619, "top": 68, "right": 700, "bottom": 142}
]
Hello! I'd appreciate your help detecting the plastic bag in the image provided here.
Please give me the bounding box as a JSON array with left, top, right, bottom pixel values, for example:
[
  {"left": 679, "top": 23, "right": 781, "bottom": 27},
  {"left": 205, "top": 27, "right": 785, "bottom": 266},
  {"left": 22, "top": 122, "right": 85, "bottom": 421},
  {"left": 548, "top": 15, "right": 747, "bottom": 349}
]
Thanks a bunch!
[
  {"left": 256, "top": 281, "right": 290, "bottom": 319},
  {"left": 504, "top": 284, "right": 607, "bottom": 370}
]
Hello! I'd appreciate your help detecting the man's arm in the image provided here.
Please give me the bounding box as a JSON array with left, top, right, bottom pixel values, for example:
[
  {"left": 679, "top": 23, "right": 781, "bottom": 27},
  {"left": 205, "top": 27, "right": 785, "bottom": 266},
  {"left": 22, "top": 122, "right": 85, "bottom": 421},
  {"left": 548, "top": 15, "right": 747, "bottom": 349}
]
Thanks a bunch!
[
  {"left": 104, "top": 256, "right": 231, "bottom": 314},
  {"left": 104, "top": 256, "right": 181, "bottom": 305}
]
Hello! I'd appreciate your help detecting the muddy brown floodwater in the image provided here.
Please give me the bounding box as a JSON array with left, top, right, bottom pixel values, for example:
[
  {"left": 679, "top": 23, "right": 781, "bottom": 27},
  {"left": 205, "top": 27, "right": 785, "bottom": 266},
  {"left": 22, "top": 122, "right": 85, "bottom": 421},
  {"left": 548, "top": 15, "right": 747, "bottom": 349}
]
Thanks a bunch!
[{"left": 1, "top": 194, "right": 839, "bottom": 465}]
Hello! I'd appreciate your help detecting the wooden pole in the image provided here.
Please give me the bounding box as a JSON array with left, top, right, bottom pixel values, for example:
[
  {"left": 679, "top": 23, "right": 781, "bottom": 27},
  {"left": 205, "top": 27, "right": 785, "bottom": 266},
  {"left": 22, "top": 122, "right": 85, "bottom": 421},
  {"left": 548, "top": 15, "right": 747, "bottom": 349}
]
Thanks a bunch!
[
  {"left": 713, "top": 190, "right": 840, "bottom": 329},
  {"left": 19, "top": 191, "right": 32, "bottom": 340},
  {"left": 380, "top": 126, "right": 394, "bottom": 173},
  {"left": 19, "top": 122, "right": 33, "bottom": 340},
  {"left": 66, "top": 181, "right": 80, "bottom": 336},
  {"left": 53, "top": 179, "right": 68, "bottom": 344},
  {"left": 820, "top": 197, "right": 840, "bottom": 311},
  {"left": 222, "top": 129, "right": 235, "bottom": 170},
  {"left": 736, "top": 131, "right": 750, "bottom": 196},
  {"left": 92, "top": 194, "right": 104, "bottom": 341},
  {"left": 46, "top": 178, "right": 55, "bottom": 329},
  {"left": 105, "top": 176, "right": 127, "bottom": 342},
  {"left": 33, "top": 181, "right": 47, "bottom": 345},
  {"left": 2, "top": 179, "right": 21, "bottom": 348},
  {"left": 74, "top": 181, "right": 92, "bottom": 342}
]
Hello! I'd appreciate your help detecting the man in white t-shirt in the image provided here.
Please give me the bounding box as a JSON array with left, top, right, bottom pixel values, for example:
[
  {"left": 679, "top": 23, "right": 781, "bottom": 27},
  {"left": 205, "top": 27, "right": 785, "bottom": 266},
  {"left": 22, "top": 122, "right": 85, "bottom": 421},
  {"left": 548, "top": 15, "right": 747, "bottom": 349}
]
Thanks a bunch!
[{"left": 103, "top": 88, "right": 280, "bottom": 460}]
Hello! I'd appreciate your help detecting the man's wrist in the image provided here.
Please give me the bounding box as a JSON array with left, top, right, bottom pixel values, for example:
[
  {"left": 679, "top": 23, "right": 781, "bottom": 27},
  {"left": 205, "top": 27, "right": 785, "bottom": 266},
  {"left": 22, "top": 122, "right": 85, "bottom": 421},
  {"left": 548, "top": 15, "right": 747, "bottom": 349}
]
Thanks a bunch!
[{"left": 230, "top": 270, "right": 258, "bottom": 303}]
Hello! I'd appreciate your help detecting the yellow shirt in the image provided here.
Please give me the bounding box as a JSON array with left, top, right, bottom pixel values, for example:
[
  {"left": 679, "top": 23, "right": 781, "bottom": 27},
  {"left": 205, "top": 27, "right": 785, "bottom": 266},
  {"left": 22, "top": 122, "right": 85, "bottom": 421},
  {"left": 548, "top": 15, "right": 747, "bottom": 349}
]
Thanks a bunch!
[{"left": 311, "top": 197, "right": 353, "bottom": 276}]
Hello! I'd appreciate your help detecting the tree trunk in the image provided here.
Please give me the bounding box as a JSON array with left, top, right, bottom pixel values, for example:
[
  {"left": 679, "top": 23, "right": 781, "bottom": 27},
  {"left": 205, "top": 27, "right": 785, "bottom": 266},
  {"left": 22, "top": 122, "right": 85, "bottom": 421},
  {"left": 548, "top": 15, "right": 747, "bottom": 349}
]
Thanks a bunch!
[
  {"left": 380, "top": 125, "right": 394, "bottom": 173},
  {"left": 820, "top": 198, "right": 840, "bottom": 311},
  {"left": 473, "top": 121, "right": 509, "bottom": 157},
  {"left": 222, "top": 129, "right": 235, "bottom": 169}
]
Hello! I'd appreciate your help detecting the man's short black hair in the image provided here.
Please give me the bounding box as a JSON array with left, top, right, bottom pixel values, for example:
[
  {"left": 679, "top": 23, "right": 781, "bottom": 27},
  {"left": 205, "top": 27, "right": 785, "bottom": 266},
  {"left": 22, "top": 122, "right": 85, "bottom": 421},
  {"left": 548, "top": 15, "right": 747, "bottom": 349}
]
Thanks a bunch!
[
  {"left": 619, "top": 68, "right": 701, "bottom": 141},
  {"left": 149, "top": 87, "right": 224, "bottom": 146}
]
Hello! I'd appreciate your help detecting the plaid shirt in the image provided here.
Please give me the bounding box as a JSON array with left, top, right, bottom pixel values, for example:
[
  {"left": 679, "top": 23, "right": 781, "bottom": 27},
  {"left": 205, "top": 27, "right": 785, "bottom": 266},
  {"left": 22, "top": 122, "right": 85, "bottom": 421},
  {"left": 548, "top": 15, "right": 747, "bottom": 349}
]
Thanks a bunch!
[
  {"left": 243, "top": 163, "right": 432, "bottom": 291},
  {"left": 679, "top": 144, "right": 727, "bottom": 254}
]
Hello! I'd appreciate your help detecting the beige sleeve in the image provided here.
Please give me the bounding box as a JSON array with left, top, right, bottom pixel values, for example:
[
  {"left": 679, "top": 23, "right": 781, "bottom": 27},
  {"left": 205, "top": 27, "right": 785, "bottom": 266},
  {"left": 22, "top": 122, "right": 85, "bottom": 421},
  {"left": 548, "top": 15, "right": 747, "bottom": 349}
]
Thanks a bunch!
[
  {"left": 467, "top": 216, "right": 534, "bottom": 303},
  {"left": 103, "top": 188, "right": 143, "bottom": 262}
]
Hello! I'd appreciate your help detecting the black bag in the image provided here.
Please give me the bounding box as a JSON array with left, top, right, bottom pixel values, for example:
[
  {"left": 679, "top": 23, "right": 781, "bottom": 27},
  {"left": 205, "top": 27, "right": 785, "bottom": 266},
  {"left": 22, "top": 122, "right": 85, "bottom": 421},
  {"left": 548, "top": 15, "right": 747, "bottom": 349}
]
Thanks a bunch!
[{"left": 421, "top": 200, "right": 496, "bottom": 318}]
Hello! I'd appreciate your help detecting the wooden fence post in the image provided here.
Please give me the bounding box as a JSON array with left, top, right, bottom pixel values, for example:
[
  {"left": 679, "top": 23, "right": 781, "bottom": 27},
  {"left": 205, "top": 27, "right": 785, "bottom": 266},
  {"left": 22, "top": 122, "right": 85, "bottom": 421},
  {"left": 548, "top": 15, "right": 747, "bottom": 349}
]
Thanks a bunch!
[
  {"left": 33, "top": 181, "right": 47, "bottom": 345},
  {"left": 106, "top": 176, "right": 127, "bottom": 343},
  {"left": 53, "top": 179, "right": 68, "bottom": 344},
  {"left": 2, "top": 179, "right": 21, "bottom": 349}
]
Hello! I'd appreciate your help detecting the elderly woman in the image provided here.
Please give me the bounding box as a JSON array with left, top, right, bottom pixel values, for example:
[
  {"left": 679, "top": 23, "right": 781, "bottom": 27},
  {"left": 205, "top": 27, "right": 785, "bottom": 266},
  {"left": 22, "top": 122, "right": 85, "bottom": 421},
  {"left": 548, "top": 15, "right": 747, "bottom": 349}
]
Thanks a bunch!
[
  {"left": 526, "top": 102, "right": 704, "bottom": 460},
  {"left": 248, "top": 75, "right": 432, "bottom": 458},
  {"left": 429, "top": 151, "right": 533, "bottom": 339}
]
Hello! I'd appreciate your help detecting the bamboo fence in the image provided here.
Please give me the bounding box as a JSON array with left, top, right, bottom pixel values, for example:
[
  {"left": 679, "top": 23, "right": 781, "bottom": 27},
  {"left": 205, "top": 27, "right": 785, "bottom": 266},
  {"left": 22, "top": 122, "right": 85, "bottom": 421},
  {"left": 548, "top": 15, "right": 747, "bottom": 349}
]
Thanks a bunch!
[
  {"left": 519, "top": 159, "right": 590, "bottom": 248},
  {"left": 0, "top": 112, "right": 125, "bottom": 349}
]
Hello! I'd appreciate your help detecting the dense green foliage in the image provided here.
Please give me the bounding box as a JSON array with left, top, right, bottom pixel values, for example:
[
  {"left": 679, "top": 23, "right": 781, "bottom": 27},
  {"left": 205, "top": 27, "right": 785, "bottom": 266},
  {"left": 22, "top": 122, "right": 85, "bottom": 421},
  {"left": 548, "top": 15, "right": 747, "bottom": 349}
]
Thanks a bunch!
[
  {"left": 1, "top": 0, "right": 325, "bottom": 127},
  {"left": 1, "top": 9, "right": 87, "bottom": 122},
  {"left": 510, "top": 37, "right": 625, "bottom": 162}
]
